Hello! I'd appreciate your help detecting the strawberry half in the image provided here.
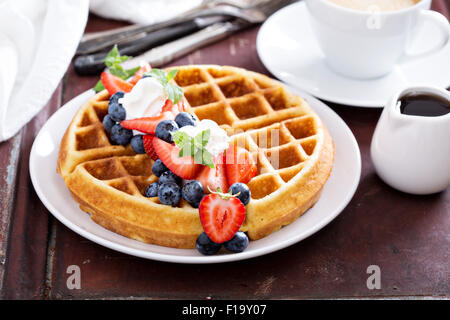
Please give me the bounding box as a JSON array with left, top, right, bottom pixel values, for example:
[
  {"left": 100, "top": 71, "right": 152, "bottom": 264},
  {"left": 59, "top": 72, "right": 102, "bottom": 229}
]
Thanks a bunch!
[
  {"left": 101, "top": 72, "right": 133, "bottom": 95},
  {"left": 129, "top": 63, "right": 151, "bottom": 85},
  {"left": 161, "top": 99, "right": 186, "bottom": 116},
  {"left": 142, "top": 135, "right": 158, "bottom": 160},
  {"left": 224, "top": 146, "right": 257, "bottom": 185},
  {"left": 120, "top": 112, "right": 175, "bottom": 134},
  {"left": 196, "top": 154, "right": 228, "bottom": 193},
  {"left": 199, "top": 193, "right": 246, "bottom": 243},
  {"left": 152, "top": 138, "right": 201, "bottom": 179}
]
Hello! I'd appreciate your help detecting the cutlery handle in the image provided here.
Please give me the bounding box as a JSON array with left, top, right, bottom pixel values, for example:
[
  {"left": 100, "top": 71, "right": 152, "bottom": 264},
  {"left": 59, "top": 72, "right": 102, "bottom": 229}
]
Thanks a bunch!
[
  {"left": 74, "top": 20, "right": 202, "bottom": 76},
  {"left": 76, "top": 6, "right": 241, "bottom": 54},
  {"left": 122, "top": 21, "right": 246, "bottom": 68}
]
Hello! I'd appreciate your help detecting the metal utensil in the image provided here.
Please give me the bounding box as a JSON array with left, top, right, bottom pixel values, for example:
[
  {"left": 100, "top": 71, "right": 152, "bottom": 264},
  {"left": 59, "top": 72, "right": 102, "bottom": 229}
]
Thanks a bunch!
[
  {"left": 74, "top": 17, "right": 227, "bottom": 76},
  {"left": 76, "top": 0, "right": 285, "bottom": 55},
  {"left": 79, "top": 0, "right": 271, "bottom": 43},
  {"left": 121, "top": 0, "right": 294, "bottom": 69}
]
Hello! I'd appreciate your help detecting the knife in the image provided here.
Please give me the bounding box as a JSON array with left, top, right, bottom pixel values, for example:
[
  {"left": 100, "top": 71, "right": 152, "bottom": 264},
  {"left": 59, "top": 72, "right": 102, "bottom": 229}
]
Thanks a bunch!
[
  {"left": 74, "top": 16, "right": 228, "bottom": 76},
  {"left": 121, "top": 19, "right": 250, "bottom": 69}
]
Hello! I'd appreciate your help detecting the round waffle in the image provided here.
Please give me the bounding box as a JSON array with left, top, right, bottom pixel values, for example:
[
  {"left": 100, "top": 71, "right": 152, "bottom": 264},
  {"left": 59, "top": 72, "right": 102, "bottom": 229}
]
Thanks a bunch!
[{"left": 57, "top": 65, "right": 334, "bottom": 249}]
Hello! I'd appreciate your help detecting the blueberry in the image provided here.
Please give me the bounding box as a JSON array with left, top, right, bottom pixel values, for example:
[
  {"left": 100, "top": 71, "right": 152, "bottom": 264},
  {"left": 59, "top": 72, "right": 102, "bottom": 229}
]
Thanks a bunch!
[
  {"left": 108, "top": 91, "right": 126, "bottom": 122},
  {"left": 196, "top": 232, "right": 221, "bottom": 255},
  {"left": 130, "top": 135, "right": 146, "bottom": 154},
  {"left": 158, "top": 182, "right": 181, "bottom": 206},
  {"left": 224, "top": 232, "right": 249, "bottom": 253},
  {"left": 155, "top": 120, "right": 178, "bottom": 143},
  {"left": 182, "top": 180, "right": 204, "bottom": 208},
  {"left": 102, "top": 114, "right": 116, "bottom": 134},
  {"left": 175, "top": 112, "right": 197, "bottom": 128},
  {"left": 152, "top": 159, "right": 168, "bottom": 177},
  {"left": 228, "top": 183, "right": 251, "bottom": 205},
  {"left": 144, "top": 182, "right": 159, "bottom": 197},
  {"left": 159, "top": 171, "right": 181, "bottom": 185},
  {"left": 110, "top": 124, "right": 133, "bottom": 145}
]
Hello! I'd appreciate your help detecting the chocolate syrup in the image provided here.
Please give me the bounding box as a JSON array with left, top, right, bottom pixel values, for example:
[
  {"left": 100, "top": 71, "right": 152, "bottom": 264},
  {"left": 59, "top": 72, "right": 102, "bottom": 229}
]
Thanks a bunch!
[{"left": 399, "top": 93, "right": 450, "bottom": 117}]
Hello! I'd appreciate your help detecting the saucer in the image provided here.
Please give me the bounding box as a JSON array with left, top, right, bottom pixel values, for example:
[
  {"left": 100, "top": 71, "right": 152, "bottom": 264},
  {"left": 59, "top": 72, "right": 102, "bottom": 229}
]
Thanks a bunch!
[
  {"left": 257, "top": 1, "right": 450, "bottom": 108},
  {"left": 29, "top": 87, "right": 360, "bottom": 264}
]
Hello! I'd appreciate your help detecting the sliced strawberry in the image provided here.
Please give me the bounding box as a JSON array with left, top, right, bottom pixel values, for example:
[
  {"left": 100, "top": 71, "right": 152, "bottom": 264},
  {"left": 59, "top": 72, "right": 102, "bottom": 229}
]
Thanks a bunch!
[
  {"left": 120, "top": 112, "right": 174, "bottom": 134},
  {"left": 161, "top": 99, "right": 186, "bottom": 116},
  {"left": 142, "top": 135, "right": 158, "bottom": 160},
  {"left": 161, "top": 99, "right": 175, "bottom": 113},
  {"left": 199, "top": 193, "right": 246, "bottom": 243},
  {"left": 224, "top": 146, "right": 257, "bottom": 185},
  {"left": 196, "top": 154, "right": 228, "bottom": 193},
  {"left": 152, "top": 138, "right": 201, "bottom": 179},
  {"left": 129, "top": 63, "right": 151, "bottom": 85},
  {"left": 101, "top": 72, "right": 133, "bottom": 95},
  {"left": 175, "top": 99, "right": 186, "bottom": 113}
]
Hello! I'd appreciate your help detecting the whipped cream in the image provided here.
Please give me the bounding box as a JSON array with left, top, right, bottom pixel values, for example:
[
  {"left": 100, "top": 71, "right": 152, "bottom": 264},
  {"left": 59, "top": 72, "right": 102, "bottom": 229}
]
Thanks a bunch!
[
  {"left": 119, "top": 76, "right": 167, "bottom": 120},
  {"left": 178, "top": 119, "right": 230, "bottom": 157}
]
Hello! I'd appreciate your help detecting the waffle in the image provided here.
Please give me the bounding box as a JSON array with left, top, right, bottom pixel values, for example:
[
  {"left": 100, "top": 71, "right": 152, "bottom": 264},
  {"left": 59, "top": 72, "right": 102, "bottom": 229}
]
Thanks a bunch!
[{"left": 57, "top": 65, "right": 334, "bottom": 249}]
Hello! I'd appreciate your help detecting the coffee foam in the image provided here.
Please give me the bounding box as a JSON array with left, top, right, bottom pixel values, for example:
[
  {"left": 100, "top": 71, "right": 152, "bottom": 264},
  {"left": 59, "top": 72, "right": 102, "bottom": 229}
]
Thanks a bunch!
[{"left": 328, "top": 0, "right": 420, "bottom": 12}]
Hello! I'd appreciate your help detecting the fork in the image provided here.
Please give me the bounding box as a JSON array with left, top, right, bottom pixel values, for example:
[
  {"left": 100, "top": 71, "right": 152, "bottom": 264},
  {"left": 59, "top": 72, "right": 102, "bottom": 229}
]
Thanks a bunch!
[
  {"left": 80, "top": 0, "right": 272, "bottom": 42},
  {"left": 120, "top": 0, "right": 295, "bottom": 69},
  {"left": 77, "top": 0, "right": 283, "bottom": 55}
]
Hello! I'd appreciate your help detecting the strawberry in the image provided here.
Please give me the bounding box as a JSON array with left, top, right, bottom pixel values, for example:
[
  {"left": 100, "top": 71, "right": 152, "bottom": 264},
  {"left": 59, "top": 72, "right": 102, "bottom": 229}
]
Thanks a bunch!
[
  {"left": 161, "top": 99, "right": 186, "bottom": 116},
  {"left": 196, "top": 154, "right": 228, "bottom": 193},
  {"left": 199, "top": 192, "right": 246, "bottom": 243},
  {"left": 129, "top": 63, "right": 151, "bottom": 85},
  {"left": 152, "top": 138, "right": 201, "bottom": 179},
  {"left": 142, "top": 135, "right": 158, "bottom": 160},
  {"left": 224, "top": 146, "right": 257, "bottom": 185},
  {"left": 101, "top": 72, "right": 133, "bottom": 95},
  {"left": 120, "top": 112, "right": 175, "bottom": 134}
]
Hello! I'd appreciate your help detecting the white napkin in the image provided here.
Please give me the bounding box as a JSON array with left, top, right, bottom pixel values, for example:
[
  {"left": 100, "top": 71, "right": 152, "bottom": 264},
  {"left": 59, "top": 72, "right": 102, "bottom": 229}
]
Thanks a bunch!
[
  {"left": 0, "top": 0, "right": 89, "bottom": 142},
  {"left": 89, "top": 0, "right": 202, "bottom": 25},
  {"left": 0, "top": 0, "right": 198, "bottom": 142}
]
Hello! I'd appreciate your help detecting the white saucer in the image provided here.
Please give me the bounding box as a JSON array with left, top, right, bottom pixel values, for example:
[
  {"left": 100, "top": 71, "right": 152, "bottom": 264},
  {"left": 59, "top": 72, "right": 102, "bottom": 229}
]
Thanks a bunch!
[
  {"left": 29, "top": 87, "right": 360, "bottom": 264},
  {"left": 257, "top": 1, "right": 450, "bottom": 108}
]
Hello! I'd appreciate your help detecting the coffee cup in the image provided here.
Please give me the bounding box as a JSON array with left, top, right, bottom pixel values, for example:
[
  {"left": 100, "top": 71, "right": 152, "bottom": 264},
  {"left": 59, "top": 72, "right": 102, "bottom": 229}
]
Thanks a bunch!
[{"left": 305, "top": 0, "right": 450, "bottom": 79}]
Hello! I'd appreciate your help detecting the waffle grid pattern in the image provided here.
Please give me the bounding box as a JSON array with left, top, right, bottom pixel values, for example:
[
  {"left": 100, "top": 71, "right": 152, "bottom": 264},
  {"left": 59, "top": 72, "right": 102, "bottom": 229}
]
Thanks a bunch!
[
  {"left": 58, "top": 65, "right": 334, "bottom": 247},
  {"left": 173, "top": 66, "right": 320, "bottom": 200},
  {"left": 63, "top": 66, "right": 321, "bottom": 205}
]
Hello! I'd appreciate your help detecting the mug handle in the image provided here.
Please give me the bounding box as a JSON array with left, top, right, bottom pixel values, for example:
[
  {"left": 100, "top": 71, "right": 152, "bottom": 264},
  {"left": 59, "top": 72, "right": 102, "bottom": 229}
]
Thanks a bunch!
[{"left": 402, "top": 10, "right": 450, "bottom": 62}]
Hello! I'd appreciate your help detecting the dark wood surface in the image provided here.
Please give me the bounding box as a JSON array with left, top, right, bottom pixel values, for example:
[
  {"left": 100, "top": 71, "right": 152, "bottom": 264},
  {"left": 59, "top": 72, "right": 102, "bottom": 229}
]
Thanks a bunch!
[{"left": 1, "top": 2, "right": 449, "bottom": 299}]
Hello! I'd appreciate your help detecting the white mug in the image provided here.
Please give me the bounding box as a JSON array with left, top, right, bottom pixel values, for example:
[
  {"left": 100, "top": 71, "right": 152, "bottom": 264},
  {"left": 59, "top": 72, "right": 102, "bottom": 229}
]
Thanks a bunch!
[
  {"left": 371, "top": 85, "right": 450, "bottom": 195},
  {"left": 305, "top": 0, "right": 450, "bottom": 79}
]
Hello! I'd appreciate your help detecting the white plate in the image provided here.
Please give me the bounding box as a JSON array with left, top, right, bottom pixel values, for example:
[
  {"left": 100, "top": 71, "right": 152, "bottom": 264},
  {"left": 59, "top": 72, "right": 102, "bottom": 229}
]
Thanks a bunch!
[
  {"left": 257, "top": 1, "right": 450, "bottom": 108},
  {"left": 30, "top": 87, "right": 361, "bottom": 264}
]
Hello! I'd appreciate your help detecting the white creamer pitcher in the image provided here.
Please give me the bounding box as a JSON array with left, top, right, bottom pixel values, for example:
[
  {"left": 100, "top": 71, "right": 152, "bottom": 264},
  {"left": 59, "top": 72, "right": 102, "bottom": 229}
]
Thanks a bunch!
[{"left": 371, "top": 85, "right": 450, "bottom": 194}]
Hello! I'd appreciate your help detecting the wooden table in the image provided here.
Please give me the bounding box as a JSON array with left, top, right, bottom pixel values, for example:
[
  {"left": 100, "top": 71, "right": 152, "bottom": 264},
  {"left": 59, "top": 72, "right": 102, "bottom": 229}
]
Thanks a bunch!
[{"left": 1, "top": 2, "right": 449, "bottom": 300}]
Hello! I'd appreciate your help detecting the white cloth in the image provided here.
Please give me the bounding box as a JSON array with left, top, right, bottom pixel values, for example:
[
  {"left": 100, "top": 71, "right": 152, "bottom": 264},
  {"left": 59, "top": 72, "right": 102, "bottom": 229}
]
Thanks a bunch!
[
  {"left": 0, "top": 0, "right": 199, "bottom": 142},
  {"left": 0, "top": 0, "right": 89, "bottom": 142},
  {"left": 89, "top": 0, "right": 202, "bottom": 25}
]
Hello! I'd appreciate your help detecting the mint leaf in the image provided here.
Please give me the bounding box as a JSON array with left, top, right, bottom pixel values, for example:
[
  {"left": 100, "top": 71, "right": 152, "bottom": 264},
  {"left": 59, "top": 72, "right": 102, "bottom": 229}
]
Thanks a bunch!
[
  {"left": 109, "top": 65, "right": 140, "bottom": 80},
  {"left": 144, "top": 68, "right": 183, "bottom": 104},
  {"left": 165, "top": 83, "right": 184, "bottom": 104},
  {"left": 173, "top": 128, "right": 214, "bottom": 168},
  {"left": 93, "top": 45, "right": 141, "bottom": 92},
  {"left": 104, "top": 45, "right": 129, "bottom": 68},
  {"left": 179, "top": 143, "right": 193, "bottom": 157},
  {"left": 173, "top": 131, "right": 190, "bottom": 148},
  {"left": 167, "top": 69, "right": 178, "bottom": 82},
  {"left": 199, "top": 149, "right": 215, "bottom": 169},
  {"left": 194, "top": 129, "right": 210, "bottom": 149},
  {"left": 94, "top": 80, "right": 105, "bottom": 92},
  {"left": 146, "top": 69, "right": 168, "bottom": 84},
  {"left": 125, "top": 66, "right": 140, "bottom": 78}
]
